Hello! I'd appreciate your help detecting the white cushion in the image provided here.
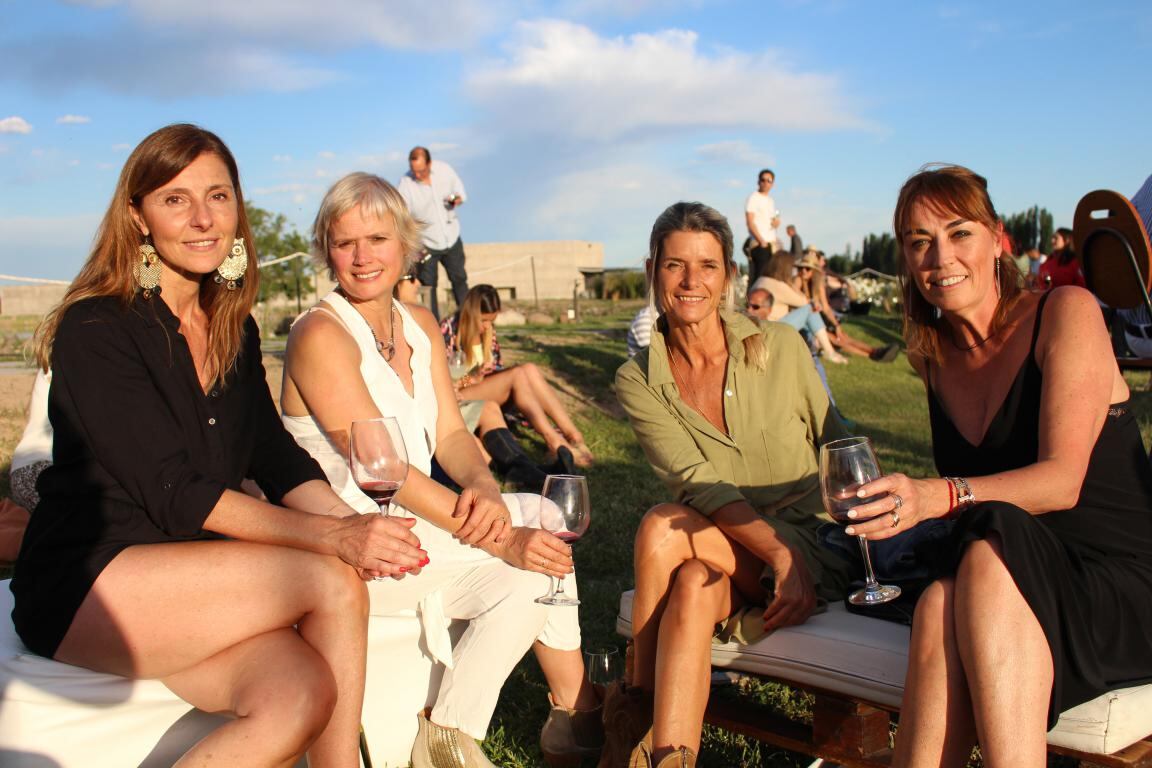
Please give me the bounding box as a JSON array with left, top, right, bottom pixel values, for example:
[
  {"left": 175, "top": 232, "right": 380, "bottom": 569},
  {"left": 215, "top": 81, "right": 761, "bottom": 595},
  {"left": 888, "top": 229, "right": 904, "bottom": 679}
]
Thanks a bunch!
[
  {"left": 0, "top": 581, "right": 436, "bottom": 767},
  {"left": 616, "top": 589, "right": 1152, "bottom": 755}
]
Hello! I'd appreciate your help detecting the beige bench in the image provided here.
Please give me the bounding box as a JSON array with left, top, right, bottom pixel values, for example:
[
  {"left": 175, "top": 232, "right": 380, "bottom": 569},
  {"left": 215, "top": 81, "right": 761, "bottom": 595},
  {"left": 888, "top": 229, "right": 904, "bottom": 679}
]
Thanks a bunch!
[
  {"left": 615, "top": 590, "right": 1152, "bottom": 767},
  {"left": 0, "top": 581, "right": 447, "bottom": 768}
]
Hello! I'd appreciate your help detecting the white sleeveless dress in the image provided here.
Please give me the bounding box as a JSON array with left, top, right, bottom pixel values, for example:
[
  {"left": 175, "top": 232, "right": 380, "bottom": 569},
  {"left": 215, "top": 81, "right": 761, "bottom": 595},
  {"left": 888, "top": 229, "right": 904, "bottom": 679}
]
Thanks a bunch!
[{"left": 282, "top": 291, "right": 580, "bottom": 665}]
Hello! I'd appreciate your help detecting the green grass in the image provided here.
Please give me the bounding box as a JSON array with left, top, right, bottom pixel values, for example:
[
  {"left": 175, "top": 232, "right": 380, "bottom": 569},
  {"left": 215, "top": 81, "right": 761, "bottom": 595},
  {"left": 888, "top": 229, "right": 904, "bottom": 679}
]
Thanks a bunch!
[{"left": 480, "top": 309, "right": 1152, "bottom": 768}]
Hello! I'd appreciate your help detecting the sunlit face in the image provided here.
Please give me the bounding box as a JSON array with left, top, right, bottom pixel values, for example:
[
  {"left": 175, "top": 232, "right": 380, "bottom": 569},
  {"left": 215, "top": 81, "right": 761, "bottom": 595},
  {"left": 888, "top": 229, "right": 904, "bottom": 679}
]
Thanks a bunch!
[
  {"left": 745, "top": 289, "right": 771, "bottom": 320},
  {"left": 409, "top": 155, "right": 431, "bottom": 183},
  {"left": 654, "top": 230, "right": 728, "bottom": 326},
  {"left": 327, "top": 207, "right": 407, "bottom": 302},
  {"left": 901, "top": 200, "right": 1001, "bottom": 316},
  {"left": 758, "top": 173, "right": 774, "bottom": 191},
  {"left": 129, "top": 152, "right": 238, "bottom": 283},
  {"left": 1051, "top": 232, "right": 1067, "bottom": 251}
]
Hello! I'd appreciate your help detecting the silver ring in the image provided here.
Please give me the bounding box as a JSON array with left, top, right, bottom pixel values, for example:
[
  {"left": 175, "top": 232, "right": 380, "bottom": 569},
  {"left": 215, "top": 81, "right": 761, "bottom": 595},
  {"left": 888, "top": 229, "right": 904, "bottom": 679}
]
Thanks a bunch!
[
  {"left": 892, "top": 494, "right": 904, "bottom": 510},
  {"left": 890, "top": 510, "right": 901, "bottom": 528}
]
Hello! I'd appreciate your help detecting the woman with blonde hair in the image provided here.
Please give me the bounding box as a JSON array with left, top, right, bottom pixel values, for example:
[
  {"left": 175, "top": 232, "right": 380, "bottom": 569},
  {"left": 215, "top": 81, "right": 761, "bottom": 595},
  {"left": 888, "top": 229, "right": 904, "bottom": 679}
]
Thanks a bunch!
[
  {"left": 442, "top": 284, "right": 593, "bottom": 467},
  {"left": 282, "top": 172, "right": 602, "bottom": 768},
  {"left": 10, "top": 124, "right": 424, "bottom": 767},
  {"left": 612, "top": 201, "right": 853, "bottom": 767}
]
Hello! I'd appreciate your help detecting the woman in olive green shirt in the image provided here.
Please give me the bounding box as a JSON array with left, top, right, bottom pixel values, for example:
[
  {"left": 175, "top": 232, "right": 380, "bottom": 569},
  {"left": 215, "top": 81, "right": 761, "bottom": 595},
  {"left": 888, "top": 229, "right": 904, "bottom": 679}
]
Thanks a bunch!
[{"left": 611, "top": 201, "right": 853, "bottom": 768}]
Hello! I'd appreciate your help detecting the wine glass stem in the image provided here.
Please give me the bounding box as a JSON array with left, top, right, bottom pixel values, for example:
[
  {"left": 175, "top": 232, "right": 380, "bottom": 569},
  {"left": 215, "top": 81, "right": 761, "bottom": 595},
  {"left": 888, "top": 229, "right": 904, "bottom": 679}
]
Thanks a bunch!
[
  {"left": 856, "top": 535, "right": 882, "bottom": 590},
  {"left": 553, "top": 575, "right": 565, "bottom": 596}
]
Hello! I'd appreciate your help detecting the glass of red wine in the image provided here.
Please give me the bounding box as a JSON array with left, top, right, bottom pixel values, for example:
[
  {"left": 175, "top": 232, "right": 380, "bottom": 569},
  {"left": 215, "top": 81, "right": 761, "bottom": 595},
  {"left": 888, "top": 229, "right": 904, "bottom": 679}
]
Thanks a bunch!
[
  {"left": 349, "top": 417, "right": 409, "bottom": 516},
  {"left": 819, "top": 436, "right": 901, "bottom": 606},
  {"left": 535, "top": 474, "right": 590, "bottom": 606}
]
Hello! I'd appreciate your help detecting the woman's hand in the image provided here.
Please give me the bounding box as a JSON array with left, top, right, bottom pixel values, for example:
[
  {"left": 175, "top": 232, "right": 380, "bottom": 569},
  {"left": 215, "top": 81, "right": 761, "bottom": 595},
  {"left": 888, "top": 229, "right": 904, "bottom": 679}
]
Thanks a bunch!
[
  {"left": 453, "top": 484, "right": 513, "bottom": 545},
  {"left": 483, "top": 526, "right": 573, "bottom": 579},
  {"left": 762, "top": 546, "right": 818, "bottom": 633},
  {"left": 843, "top": 473, "right": 948, "bottom": 541},
  {"left": 327, "top": 513, "right": 426, "bottom": 579}
]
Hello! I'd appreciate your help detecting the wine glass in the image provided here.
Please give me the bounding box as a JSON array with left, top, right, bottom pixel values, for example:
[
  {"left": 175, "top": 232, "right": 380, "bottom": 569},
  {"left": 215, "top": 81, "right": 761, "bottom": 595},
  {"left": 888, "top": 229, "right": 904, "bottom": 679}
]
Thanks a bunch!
[
  {"left": 448, "top": 348, "right": 470, "bottom": 381},
  {"left": 536, "top": 474, "right": 591, "bottom": 606},
  {"left": 584, "top": 646, "right": 620, "bottom": 689},
  {"left": 818, "top": 436, "right": 901, "bottom": 606},
  {"left": 349, "top": 417, "right": 409, "bottom": 515}
]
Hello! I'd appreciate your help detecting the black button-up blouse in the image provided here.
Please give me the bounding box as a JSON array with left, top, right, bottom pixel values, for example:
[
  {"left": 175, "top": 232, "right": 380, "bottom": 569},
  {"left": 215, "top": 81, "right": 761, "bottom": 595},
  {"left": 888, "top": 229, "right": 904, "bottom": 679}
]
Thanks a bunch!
[{"left": 11, "top": 295, "right": 325, "bottom": 657}]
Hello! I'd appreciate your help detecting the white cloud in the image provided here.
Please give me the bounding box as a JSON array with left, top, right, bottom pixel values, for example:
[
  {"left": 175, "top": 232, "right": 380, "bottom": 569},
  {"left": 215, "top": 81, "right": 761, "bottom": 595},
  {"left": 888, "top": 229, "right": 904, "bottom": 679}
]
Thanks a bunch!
[
  {"left": 111, "top": 143, "right": 131, "bottom": 152},
  {"left": 114, "top": 0, "right": 506, "bottom": 49},
  {"left": 468, "top": 20, "right": 867, "bottom": 141},
  {"left": 317, "top": 150, "right": 336, "bottom": 160},
  {"left": 56, "top": 114, "right": 91, "bottom": 125},
  {"left": 272, "top": 154, "right": 293, "bottom": 163},
  {"left": 694, "top": 140, "right": 774, "bottom": 167},
  {"left": 0, "top": 117, "right": 32, "bottom": 134}
]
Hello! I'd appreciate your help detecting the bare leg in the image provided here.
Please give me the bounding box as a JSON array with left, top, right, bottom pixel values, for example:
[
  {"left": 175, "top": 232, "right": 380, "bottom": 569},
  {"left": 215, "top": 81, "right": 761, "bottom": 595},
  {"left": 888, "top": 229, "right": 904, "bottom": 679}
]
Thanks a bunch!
[
  {"left": 515, "top": 363, "right": 593, "bottom": 464},
  {"left": 55, "top": 540, "right": 368, "bottom": 768},
  {"left": 829, "top": 327, "right": 875, "bottom": 357},
  {"left": 954, "top": 538, "right": 1052, "bottom": 768},
  {"left": 650, "top": 558, "right": 743, "bottom": 759},
  {"left": 460, "top": 368, "right": 571, "bottom": 454},
  {"left": 534, "top": 642, "right": 598, "bottom": 709},
  {"left": 630, "top": 503, "right": 768, "bottom": 761},
  {"left": 892, "top": 578, "right": 976, "bottom": 768}
]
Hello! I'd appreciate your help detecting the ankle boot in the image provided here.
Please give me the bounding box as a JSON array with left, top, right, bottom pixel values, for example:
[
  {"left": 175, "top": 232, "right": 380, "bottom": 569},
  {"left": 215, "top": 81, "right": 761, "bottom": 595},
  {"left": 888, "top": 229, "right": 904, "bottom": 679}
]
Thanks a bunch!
[
  {"left": 629, "top": 742, "right": 697, "bottom": 768},
  {"left": 411, "top": 710, "right": 496, "bottom": 768},
  {"left": 482, "top": 428, "right": 548, "bottom": 491},
  {"left": 546, "top": 445, "right": 578, "bottom": 476},
  {"left": 597, "top": 682, "right": 653, "bottom": 768},
  {"left": 540, "top": 693, "right": 604, "bottom": 767}
]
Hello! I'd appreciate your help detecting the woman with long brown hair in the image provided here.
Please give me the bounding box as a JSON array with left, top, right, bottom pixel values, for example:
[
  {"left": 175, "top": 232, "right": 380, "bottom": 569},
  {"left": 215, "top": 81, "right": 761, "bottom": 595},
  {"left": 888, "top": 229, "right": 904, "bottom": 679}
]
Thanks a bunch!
[
  {"left": 10, "top": 124, "right": 423, "bottom": 767},
  {"left": 847, "top": 165, "right": 1152, "bottom": 766}
]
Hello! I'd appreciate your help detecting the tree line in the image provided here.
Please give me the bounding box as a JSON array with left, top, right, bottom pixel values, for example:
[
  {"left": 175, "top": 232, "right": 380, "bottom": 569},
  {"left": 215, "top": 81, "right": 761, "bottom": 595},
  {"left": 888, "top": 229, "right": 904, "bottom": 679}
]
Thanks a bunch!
[
  {"left": 831, "top": 205, "right": 1056, "bottom": 277},
  {"left": 246, "top": 202, "right": 316, "bottom": 308}
]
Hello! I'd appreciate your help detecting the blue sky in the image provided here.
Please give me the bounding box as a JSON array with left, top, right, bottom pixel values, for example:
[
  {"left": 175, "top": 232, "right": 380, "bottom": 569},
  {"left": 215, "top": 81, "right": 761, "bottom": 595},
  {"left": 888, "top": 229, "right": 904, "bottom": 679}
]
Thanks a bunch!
[{"left": 1, "top": 0, "right": 1149, "bottom": 282}]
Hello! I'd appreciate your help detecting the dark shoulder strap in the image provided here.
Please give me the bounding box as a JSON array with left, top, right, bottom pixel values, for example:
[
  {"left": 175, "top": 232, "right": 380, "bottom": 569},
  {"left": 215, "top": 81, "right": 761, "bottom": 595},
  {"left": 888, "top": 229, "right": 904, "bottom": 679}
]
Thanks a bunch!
[{"left": 1029, "top": 291, "right": 1054, "bottom": 355}]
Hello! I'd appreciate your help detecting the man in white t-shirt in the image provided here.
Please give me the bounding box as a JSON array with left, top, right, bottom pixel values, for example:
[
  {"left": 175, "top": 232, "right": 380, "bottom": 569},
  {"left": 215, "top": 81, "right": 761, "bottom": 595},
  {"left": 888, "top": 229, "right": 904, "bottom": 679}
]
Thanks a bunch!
[{"left": 745, "top": 169, "right": 780, "bottom": 279}]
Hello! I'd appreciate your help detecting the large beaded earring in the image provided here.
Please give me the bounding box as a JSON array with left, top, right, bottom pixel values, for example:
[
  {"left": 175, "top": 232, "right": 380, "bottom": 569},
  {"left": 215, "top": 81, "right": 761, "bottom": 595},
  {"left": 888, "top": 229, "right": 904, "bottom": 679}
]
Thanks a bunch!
[
  {"left": 215, "top": 237, "right": 249, "bottom": 291},
  {"left": 134, "top": 242, "right": 162, "bottom": 299}
]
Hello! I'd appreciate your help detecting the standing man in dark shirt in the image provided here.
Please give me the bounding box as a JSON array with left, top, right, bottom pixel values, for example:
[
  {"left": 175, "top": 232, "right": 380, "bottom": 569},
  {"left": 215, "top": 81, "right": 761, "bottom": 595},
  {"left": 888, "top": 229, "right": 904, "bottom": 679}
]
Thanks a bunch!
[{"left": 786, "top": 224, "right": 804, "bottom": 258}]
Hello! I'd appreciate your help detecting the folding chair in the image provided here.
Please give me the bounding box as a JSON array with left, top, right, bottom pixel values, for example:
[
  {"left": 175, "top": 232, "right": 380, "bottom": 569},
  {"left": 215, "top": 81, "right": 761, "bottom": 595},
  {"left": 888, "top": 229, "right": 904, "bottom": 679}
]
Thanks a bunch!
[{"left": 1074, "top": 189, "right": 1152, "bottom": 378}]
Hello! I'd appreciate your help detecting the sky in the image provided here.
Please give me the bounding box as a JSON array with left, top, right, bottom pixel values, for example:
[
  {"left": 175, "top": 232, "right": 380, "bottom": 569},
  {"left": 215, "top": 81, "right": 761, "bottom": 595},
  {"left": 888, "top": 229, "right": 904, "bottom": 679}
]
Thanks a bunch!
[{"left": 1, "top": 0, "right": 1149, "bottom": 282}]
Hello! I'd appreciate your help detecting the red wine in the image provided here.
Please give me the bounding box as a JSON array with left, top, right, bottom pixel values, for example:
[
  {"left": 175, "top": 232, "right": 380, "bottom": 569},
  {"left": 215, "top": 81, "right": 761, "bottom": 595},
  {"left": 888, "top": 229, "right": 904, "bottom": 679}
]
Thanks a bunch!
[
  {"left": 556, "top": 531, "right": 582, "bottom": 543},
  {"left": 825, "top": 490, "right": 886, "bottom": 524},
  {"left": 360, "top": 480, "right": 402, "bottom": 509}
]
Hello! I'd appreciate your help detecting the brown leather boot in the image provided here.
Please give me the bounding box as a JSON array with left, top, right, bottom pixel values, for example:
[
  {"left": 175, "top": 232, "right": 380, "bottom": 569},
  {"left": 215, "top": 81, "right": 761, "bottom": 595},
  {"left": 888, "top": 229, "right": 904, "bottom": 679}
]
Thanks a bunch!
[
  {"left": 596, "top": 682, "right": 653, "bottom": 768},
  {"left": 540, "top": 693, "right": 604, "bottom": 767}
]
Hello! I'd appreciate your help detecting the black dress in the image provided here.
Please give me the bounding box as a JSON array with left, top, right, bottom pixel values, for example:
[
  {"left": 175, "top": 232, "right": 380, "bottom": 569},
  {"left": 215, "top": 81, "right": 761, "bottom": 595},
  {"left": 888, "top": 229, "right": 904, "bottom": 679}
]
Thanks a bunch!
[
  {"left": 928, "top": 293, "right": 1152, "bottom": 728},
  {"left": 10, "top": 296, "right": 326, "bottom": 658}
]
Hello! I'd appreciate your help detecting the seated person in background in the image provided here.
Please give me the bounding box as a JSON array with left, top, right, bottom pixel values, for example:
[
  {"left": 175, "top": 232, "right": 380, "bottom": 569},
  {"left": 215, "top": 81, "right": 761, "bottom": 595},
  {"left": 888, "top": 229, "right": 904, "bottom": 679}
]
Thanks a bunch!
[
  {"left": 9, "top": 368, "right": 51, "bottom": 511},
  {"left": 282, "top": 172, "right": 601, "bottom": 768},
  {"left": 611, "top": 201, "right": 854, "bottom": 768},
  {"left": 442, "top": 284, "right": 593, "bottom": 467},
  {"left": 795, "top": 251, "right": 900, "bottom": 362},
  {"left": 11, "top": 123, "right": 424, "bottom": 767},
  {"left": 627, "top": 303, "right": 655, "bottom": 358},
  {"left": 1113, "top": 174, "right": 1152, "bottom": 358},
  {"left": 1039, "top": 227, "right": 1085, "bottom": 289},
  {"left": 851, "top": 164, "right": 1152, "bottom": 766},
  {"left": 393, "top": 272, "right": 564, "bottom": 489},
  {"left": 752, "top": 251, "right": 848, "bottom": 363}
]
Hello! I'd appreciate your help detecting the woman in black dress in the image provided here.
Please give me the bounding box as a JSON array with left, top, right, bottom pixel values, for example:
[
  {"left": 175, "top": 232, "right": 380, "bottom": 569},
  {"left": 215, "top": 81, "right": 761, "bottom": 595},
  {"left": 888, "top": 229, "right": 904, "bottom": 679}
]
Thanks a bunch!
[
  {"left": 843, "top": 165, "right": 1152, "bottom": 767},
  {"left": 10, "top": 124, "right": 425, "bottom": 767}
]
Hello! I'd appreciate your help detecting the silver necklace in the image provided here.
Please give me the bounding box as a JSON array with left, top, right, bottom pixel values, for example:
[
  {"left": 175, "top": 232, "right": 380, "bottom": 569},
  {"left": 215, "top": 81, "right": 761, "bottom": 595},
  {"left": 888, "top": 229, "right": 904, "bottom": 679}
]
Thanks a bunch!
[{"left": 366, "top": 304, "right": 399, "bottom": 362}]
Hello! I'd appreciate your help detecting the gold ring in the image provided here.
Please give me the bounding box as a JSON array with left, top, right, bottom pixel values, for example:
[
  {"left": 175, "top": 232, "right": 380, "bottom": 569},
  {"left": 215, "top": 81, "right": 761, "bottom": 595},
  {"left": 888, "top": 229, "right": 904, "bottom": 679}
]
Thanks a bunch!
[
  {"left": 892, "top": 494, "right": 903, "bottom": 510},
  {"left": 890, "top": 510, "right": 900, "bottom": 527}
]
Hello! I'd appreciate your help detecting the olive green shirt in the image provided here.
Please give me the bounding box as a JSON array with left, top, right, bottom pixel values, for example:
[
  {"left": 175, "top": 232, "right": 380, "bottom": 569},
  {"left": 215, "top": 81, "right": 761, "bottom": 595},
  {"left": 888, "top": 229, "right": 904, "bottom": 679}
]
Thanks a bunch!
[{"left": 616, "top": 310, "right": 853, "bottom": 608}]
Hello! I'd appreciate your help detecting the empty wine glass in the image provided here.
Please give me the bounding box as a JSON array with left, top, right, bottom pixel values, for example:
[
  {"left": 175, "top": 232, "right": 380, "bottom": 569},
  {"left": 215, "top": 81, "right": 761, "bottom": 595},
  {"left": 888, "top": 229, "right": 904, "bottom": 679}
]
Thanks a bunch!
[
  {"left": 584, "top": 646, "right": 620, "bottom": 688},
  {"left": 448, "top": 348, "right": 470, "bottom": 381},
  {"left": 819, "top": 436, "right": 901, "bottom": 606},
  {"left": 349, "top": 417, "right": 409, "bottom": 515},
  {"left": 536, "top": 474, "right": 591, "bottom": 606}
]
